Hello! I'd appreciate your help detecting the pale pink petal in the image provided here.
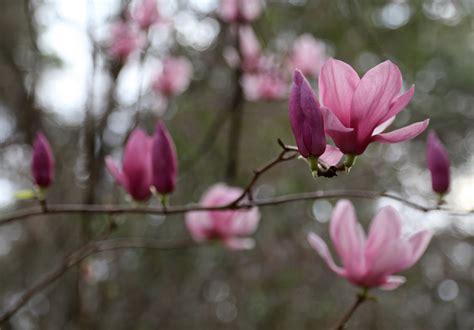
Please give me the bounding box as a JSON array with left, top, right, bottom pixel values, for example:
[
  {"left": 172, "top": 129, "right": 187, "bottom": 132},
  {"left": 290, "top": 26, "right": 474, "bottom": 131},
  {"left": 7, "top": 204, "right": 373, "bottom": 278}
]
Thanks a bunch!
[
  {"left": 365, "top": 206, "right": 402, "bottom": 256},
  {"left": 380, "top": 85, "right": 415, "bottom": 124},
  {"left": 372, "top": 116, "right": 396, "bottom": 136},
  {"left": 403, "top": 230, "right": 432, "bottom": 269},
  {"left": 230, "top": 207, "right": 261, "bottom": 236},
  {"left": 105, "top": 156, "right": 128, "bottom": 188},
  {"left": 307, "top": 232, "right": 345, "bottom": 276},
  {"left": 329, "top": 200, "right": 366, "bottom": 277},
  {"left": 321, "top": 107, "right": 353, "bottom": 133},
  {"left": 372, "top": 119, "right": 429, "bottom": 143},
  {"left": 379, "top": 275, "right": 406, "bottom": 290},
  {"left": 319, "top": 145, "right": 344, "bottom": 167},
  {"left": 239, "top": 25, "right": 261, "bottom": 72},
  {"left": 240, "top": 0, "right": 262, "bottom": 21},
  {"left": 185, "top": 211, "right": 214, "bottom": 242},
  {"left": 319, "top": 58, "right": 360, "bottom": 126},
  {"left": 365, "top": 239, "right": 411, "bottom": 283},
  {"left": 224, "top": 237, "right": 255, "bottom": 250},
  {"left": 351, "top": 61, "right": 402, "bottom": 139}
]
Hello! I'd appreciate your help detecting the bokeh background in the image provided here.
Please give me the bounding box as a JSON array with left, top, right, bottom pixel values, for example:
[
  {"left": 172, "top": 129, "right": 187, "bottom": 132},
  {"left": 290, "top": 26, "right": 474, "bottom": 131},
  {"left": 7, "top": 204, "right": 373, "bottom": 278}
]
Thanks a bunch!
[{"left": 0, "top": 0, "right": 473, "bottom": 329}]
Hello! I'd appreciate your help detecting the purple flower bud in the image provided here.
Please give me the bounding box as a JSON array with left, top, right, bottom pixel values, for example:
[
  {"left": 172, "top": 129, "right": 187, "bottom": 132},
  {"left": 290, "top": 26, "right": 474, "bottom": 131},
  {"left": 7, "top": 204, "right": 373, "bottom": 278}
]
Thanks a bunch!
[
  {"left": 32, "top": 132, "right": 55, "bottom": 188},
  {"left": 426, "top": 131, "right": 450, "bottom": 194},
  {"left": 151, "top": 122, "right": 178, "bottom": 195},
  {"left": 289, "top": 70, "right": 326, "bottom": 158},
  {"left": 106, "top": 129, "right": 153, "bottom": 201}
]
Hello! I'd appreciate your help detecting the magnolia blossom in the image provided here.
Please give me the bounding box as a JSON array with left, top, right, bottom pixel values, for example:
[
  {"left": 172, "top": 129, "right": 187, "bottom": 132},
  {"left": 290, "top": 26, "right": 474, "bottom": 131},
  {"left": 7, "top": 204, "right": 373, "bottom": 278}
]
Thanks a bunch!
[
  {"left": 107, "top": 21, "right": 141, "bottom": 61},
  {"left": 239, "top": 25, "right": 261, "bottom": 72},
  {"left": 242, "top": 71, "right": 287, "bottom": 102},
  {"left": 319, "top": 59, "right": 429, "bottom": 155},
  {"left": 426, "top": 131, "right": 450, "bottom": 194},
  {"left": 308, "top": 200, "right": 432, "bottom": 290},
  {"left": 32, "top": 133, "right": 55, "bottom": 188},
  {"left": 132, "top": 0, "right": 161, "bottom": 30},
  {"left": 151, "top": 122, "right": 178, "bottom": 195},
  {"left": 218, "top": 0, "right": 262, "bottom": 23},
  {"left": 152, "top": 57, "right": 193, "bottom": 97},
  {"left": 106, "top": 129, "right": 153, "bottom": 201},
  {"left": 185, "top": 184, "right": 260, "bottom": 250},
  {"left": 289, "top": 34, "right": 328, "bottom": 77}
]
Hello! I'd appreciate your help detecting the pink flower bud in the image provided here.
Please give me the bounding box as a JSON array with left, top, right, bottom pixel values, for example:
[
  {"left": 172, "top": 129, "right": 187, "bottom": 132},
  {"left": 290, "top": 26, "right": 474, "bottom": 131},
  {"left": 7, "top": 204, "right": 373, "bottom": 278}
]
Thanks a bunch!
[
  {"left": 289, "top": 34, "right": 328, "bottom": 77},
  {"left": 106, "top": 129, "right": 153, "bottom": 201},
  {"left": 132, "top": 0, "right": 161, "bottom": 30},
  {"left": 31, "top": 132, "right": 55, "bottom": 188},
  {"left": 289, "top": 70, "right": 326, "bottom": 158},
  {"left": 152, "top": 57, "right": 193, "bottom": 97},
  {"left": 308, "top": 200, "right": 432, "bottom": 290},
  {"left": 151, "top": 122, "right": 178, "bottom": 195},
  {"left": 185, "top": 183, "right": 260, "bottom": 250},
  {"left": 107, "top": 22, "right": 141, "bottom": 61},
  {"left": 218, "top": 0, "right": 262, "bottom": 23},
  {"left": 426, "top": 131, "right": 450, "bottom": 194}
]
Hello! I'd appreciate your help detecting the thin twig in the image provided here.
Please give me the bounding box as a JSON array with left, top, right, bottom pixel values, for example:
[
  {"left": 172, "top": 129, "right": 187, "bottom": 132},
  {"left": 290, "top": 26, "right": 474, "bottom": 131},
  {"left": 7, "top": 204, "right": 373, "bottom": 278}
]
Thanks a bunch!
[
  {"left": 0, "top": 237, "right": 195, "bottom": 323},
  {"left": 334, "top": 290, "right": 369, "bottom": 330}
]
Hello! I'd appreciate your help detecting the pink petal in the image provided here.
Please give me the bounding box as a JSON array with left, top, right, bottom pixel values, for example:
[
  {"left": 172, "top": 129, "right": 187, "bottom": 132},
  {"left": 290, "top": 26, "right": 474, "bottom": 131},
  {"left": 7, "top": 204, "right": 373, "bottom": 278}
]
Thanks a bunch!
[
  {"left": 365, "top": 239, "right": 411, "bottom": 284},
  {"left": 185, "top": 211, "right": 213, "bottom": 242},
  {"left": 307, "top": 232, "right": 345, "bottom": 276},
  {"left": 365, "top": 206, "right": 402, "bottom": 256},
  {"left": 351, "top": 61, "right": 402, "bottom": 139},
  {"left": 372, "top": 116, "right": 396, "bottom": 136},
  {"left": 319, "top": 145, "right": 344, "bottom": 167},
  {"left": 426, "top": 132, "right": 450, "bottom": 193},
  {"left": 380, "top": 85, "right": 415, "bottom": 124},
  {"left": 105, "top": 156, "right": 128, "bottom": 188},
  {"left": 319, "top": 58, "right": 360, "bottom": 126},
  {"left": 404, "top": 230, "right": 432, "bottom": 269},
  {"left": 329, "top": 200, "right": 366, "bottom": 278},
  {"left": 321, "top": 107, "right": 353, "bottom": 133},
  {"left": 224, "top": 238, "right": 255, "bottom": 250},
  {"left": 230, "top": 207, "right": 261, "bottom": 236},
  {"left": 372, "top": 119, "right": 429, "bottom": 143},
  {"left": 379, "top": 275, "right": 406, "bottom": 290}
]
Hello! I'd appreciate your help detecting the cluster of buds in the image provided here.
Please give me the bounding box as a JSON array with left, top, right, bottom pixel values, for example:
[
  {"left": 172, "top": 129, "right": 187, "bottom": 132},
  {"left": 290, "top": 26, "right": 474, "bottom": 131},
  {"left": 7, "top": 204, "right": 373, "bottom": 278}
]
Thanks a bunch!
[{"left": 105, "top": 122, "right": 177, "bottom": 202}]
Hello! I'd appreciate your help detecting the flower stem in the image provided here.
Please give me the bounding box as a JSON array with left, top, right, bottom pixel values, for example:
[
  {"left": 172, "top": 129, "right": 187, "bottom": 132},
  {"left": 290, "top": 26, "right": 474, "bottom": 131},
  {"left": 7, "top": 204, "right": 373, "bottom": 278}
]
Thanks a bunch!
[
  {"left": 307, "top": 156, "right": 319, "bottom": 177},
  {"left": 343, "top": 154, "right": 357, "bottom": 171},
  {"left": 334, "top": 288, "right": 369, "bottom": 330}
]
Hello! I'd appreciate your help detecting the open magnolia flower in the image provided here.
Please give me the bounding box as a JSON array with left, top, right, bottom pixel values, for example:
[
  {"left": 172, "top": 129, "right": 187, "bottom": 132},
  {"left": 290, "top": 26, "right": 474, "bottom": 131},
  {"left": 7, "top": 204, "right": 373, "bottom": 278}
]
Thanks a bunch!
[
  {"left": 308, "top": 200, "right": 432, "bottom": 290},
  {"left": 319, "top": 59, "right": 429, "bottom": 155},
  {"left": 185, "top": 183, "right": 260, "bottom": 250}
]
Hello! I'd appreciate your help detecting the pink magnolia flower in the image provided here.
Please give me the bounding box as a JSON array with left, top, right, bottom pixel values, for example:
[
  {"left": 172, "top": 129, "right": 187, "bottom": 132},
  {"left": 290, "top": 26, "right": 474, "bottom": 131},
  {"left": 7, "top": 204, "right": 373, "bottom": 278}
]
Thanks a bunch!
[
  {"left": 185, "top": 184, "right": 261, "bottom": 250},
  {"left": 289, "top": 34, "right": 328, "bottom": 77},
  {"left": 289, "top": 70, "right": 326, "bottom": 159},
  {"left": 151, "top": 122, "right": 178, "bottom": 195},
  {"left": 239, "top": 25, "right": 261, "bottom": 72},
  {"left": 426, "top": 131, "right": 450, "bottom": 194},
  {"left": 319, "top": 59, "right": 429, "bottom": 155},
  {"left": 242, "top": 71, "right": 287, "bottom": 102},
  {"left": 132, "top": 0, "right": 161, "bottom": 30},
  {"left": 308, "top": 200, "right": 432, "bottom": 290},
  {"left": 32, "top": 132, "right": 55, "bottom": 188},
  {"left": 106, "top": 129, "right": 153, "bottom": 201},
  {"left": 152, "top": 57, "right": 193, "bottom": 97},
  {"left": 107, "top": 21, "right": 141, "bottom": 61},
  {"left": 218, "top": 0, "right": 262, "bottom": 23}
]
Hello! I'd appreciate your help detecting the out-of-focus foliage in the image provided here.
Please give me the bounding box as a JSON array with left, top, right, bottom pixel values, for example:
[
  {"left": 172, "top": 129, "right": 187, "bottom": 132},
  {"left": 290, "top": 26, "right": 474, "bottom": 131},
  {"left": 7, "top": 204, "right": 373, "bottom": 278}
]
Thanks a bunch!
[{"left": 0, "top": 0, "right": 473, "bottom": 329}]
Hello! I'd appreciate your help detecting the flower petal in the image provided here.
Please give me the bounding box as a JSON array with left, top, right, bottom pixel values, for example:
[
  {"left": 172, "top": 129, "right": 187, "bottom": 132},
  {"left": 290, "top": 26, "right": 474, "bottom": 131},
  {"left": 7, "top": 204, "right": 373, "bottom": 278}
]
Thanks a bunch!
[
  {"left": 380, "top": 85, "right": 415, "bottom": 124},
  {"left": 365, "top": 206, "right": 402, "bottom": 257},
  {"left": 351, "top": 61, "right": 402, "bottom": 139},
  {"left": 319, "top": 58, "right": 360, "bottom": 126},
  {"left": 371, "top": 119, "right": 429, "bottom": 144},
  {"left": 224, "top": 238, "right": 255, "bottom": 250},
  {"left": 379, "top": 275, "right": 406, "bottom": 290},
  {"left": 185, "top": 211, "right": 213, "bottom": 242},
  {"left": 329, "top": 200, "right": 366, "bottom": 277},
  {"left": 404, "top": 230, "right": 432, "bottom": 269},
  {"left": 230, "top": 207, "right": 261, "bottom": 236},
  {"left": 105, "top": 156, "right": 128, "bottom": 188},
  {"left": 307, "top": 232, "right": 345, "bottom": 276},
  {"left": 319, "top": 145, "right": 344, "bottom": 167}
]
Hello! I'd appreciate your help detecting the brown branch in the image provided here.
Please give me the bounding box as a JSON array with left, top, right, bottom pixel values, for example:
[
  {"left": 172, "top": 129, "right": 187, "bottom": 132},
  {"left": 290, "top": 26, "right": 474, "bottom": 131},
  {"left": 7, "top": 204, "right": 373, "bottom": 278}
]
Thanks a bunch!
[
  {"left": 0, "top": 237, "right": 195, "bottom": 324},
  {"left": 1, "top": 189, "right": 470, "bottom": 227}
]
